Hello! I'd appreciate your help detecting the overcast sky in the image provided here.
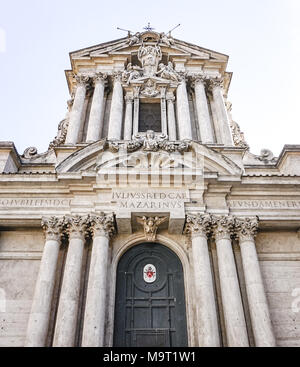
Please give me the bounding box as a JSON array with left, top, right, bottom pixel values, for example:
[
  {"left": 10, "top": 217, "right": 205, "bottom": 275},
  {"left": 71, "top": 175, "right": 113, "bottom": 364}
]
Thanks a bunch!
[{"left": 0, "top": 0, "right": 299, "bottom": 156}]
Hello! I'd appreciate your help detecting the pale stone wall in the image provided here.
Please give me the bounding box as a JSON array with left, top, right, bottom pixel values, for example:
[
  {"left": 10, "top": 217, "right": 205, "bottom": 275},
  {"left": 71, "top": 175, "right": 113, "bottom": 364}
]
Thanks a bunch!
[
  {"left": 0, "top": 230, "right": 43, "bottom": 346},
  {"left": 257, "top": 231, "right": 300, "bottom": 347}
]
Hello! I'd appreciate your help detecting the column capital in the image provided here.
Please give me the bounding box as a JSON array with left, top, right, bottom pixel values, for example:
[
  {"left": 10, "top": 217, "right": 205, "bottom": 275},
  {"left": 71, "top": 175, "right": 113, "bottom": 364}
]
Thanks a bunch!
[
  {"left": 207, "top": 77, "right": 224, "bottom": 91},
  {"left": 125, "top": 94, "right": 134, "bottom": 103},
  {"left": 93, "top": 72, "right": 107, "bottom": 85},
  {"left": 184, "top": 214, "right": 211, "bottom": 239},
  {"left": 74, "top": 74, "right": 91, "bottom": 87},
  {"left": 41, "top": 216, "right": 64, "bottom": 242},
  {"left": 89, "top": 213, "right": 116, "bottom": 239},
  {"left": 235, "top": 217, "right": 259, "bottom": 242},
  {"left": 65, "top": 215, "right": 89, "bottom": 240},
  {"left": 178, "top": 71, "right": 188, "bottom": 83},
  {"left": 112, "top": 71, "right": 123, "bottom": 83},
  {"left": 189, "top": 73, "right": 207, "bottom": 86},
  {"left": 212, "top": 215, "right": 234, "bottom": 241}
]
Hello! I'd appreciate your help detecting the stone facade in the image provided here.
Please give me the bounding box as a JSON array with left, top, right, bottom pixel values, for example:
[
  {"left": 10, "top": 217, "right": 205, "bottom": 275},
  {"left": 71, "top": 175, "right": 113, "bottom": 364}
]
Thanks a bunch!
[{"left": 0, "top": 29, "right": 300, "bottom": 347}]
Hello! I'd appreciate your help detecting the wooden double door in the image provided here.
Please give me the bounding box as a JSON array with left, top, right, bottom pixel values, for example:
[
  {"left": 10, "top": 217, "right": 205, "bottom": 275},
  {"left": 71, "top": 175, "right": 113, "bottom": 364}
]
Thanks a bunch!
[{"left": 113, "top": 242, "right": 188, "bottom": 347}]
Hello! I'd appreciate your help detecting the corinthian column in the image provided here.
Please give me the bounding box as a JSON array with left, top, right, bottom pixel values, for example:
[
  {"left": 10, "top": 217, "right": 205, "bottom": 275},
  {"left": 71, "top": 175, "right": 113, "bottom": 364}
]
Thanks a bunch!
[
  {"left": 209, "top": 78, "right": 233, "bottom": 146},
  {"left": 108, "top": 72, "right": 123, "bottom": 140},
  {"left": 53, "top": 215, "right": 88, "bottom": 347},
  {"left": 176, "top": 75, "right": 193, "bottom": 140},
  {"left": 235, "top": 217, "right": 276, "bottom": 347},
  {"left": 86, "top": 73, "right": 107, "bottom": 142},
  {"left": 185, "top": 214, "right": 220, "bottom": 347},
  {"left": 212, "top": 216, "right": 249, "bottom": 347},
  {"left": 192, "top": 75, "right": 214, "bottom": 143},
  {"left": 65, "top": 75, "right": 90, "bottom": 144},
  {"left": 123, "top": 94, "right": 133, "bottom": 140},
  {"left": 82, "top": 214, "right": 116, "bottom": 347},
  {"left": 25, "top": 217, "right": 64, "bottom": 347}
]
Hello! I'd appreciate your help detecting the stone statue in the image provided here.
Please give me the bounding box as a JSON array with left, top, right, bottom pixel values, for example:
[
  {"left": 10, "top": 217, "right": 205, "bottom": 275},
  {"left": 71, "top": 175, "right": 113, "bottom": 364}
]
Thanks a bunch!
[
  {"left": 160, "top": 32, "right": 175, "bottom": 47},
  {"left": 137, "top": 216, "right": 168, "bottom": 241},
  {"left": 157, "top": 62, "right": 179, "bottom": 81},
  {"left": 122, "top": 63, "right": 143, "bottom": 84},
  {"left": 143, "top": 130, "right": 165, "bottom": 151},
  {"left": 128, "top": 32, "right": 141, "bottom": 46},
  {"left": 138, "top": 44, "right": 162, "bottom": 77},
  {"left": 110, "top": 130, "right": 191, "bottom": 153}
]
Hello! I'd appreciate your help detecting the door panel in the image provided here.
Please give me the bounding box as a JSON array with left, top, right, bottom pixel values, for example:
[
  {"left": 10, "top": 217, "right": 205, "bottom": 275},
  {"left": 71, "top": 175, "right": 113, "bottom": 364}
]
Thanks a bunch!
[{"left": 114, "top": 242, "right": 188, "bottom": 347}]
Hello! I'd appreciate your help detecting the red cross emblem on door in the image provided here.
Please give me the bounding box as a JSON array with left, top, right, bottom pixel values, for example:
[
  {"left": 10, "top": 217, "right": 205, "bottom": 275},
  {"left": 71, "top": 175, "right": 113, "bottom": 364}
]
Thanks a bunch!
[{"left": 143, "top": 264, "right": 157, "bottom": 283}]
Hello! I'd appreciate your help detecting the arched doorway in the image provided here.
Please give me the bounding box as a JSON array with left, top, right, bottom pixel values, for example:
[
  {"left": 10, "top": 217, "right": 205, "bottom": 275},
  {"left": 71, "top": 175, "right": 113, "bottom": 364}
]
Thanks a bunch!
[{"left": 113, "top": 242, "right": 188, "bottom": 347}]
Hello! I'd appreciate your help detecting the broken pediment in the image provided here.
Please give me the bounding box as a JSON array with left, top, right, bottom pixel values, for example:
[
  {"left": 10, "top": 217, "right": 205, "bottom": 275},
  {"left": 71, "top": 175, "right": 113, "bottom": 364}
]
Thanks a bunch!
[{"left": 56, "top": 140, "right": 242, "bottom": 181}]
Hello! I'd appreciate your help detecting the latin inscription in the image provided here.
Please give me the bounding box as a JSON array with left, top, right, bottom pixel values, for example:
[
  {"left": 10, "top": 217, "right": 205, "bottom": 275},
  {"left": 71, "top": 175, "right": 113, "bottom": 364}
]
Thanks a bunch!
[
  {"left": 229, "top": 200, "right": 300, "bottom": 209},
  {"left": 112, "top": 190, "right": 189, "bottom": 210},
  {"left": 0, "top": 198, "right": 70, "bottom": 208}
]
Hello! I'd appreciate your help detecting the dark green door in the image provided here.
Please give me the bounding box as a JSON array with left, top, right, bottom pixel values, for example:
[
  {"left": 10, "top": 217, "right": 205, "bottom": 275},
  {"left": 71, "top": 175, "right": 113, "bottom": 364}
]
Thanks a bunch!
[{"left": 113, "top": 242, "right": 188, "bottom": 347}]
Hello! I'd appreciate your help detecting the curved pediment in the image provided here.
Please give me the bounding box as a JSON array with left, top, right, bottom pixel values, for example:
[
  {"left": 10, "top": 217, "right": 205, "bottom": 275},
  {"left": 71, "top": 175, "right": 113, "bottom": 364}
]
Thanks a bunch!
[{"left": 56, "top": 140, "right": 242, "bottom": 179}]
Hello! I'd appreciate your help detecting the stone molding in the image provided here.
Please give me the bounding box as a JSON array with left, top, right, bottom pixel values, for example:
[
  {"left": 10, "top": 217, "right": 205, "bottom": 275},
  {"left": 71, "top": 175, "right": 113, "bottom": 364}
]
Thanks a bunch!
[{"left": 89, "top": 213, "right": 116, "bottom": 239}]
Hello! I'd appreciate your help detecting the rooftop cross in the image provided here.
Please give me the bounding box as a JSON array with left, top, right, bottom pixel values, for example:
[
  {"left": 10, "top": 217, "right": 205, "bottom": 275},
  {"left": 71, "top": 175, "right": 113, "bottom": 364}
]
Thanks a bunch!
[{"left": 143, "top": 22, "right": 155, "bottom": 32}]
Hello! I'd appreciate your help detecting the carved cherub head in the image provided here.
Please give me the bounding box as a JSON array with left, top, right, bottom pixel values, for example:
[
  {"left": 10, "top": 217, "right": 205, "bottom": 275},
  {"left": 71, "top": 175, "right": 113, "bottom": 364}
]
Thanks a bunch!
[{"left": 146, "top": 130, "right": 155, "bottom": 140}]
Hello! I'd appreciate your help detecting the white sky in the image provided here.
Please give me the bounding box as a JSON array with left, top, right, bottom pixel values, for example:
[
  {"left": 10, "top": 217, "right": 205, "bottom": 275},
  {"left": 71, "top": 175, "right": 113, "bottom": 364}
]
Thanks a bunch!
[{"left": 0, "top": 0, "right": 299, "bottom": 156}]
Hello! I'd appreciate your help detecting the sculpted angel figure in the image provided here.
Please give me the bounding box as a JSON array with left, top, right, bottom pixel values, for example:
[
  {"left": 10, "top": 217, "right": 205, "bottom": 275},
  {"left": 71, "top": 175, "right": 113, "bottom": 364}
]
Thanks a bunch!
[
  {"left": 160, "top": 32, "right": 175, "bottom": 47},
  {"left": 157, "top": 62, "right": 179, "bottom": 82},
  {"left": 122, "top": 63, "right": 143, "bottom": 84},
  {"left": 128, "top": 32, "right": 141, "bottom": 46},
  {"left": 137, "top": 216, "right": 168, "bottom": 241}
]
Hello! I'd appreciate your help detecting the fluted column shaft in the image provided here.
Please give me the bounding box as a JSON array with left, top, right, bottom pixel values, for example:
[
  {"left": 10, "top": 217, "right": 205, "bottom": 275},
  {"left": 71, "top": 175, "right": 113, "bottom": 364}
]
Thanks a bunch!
[
  {"left": 194, "top": 77, "right": 214, "bottom": 143},
  {"left": 65, "top": 75, "right": 90, "bottom": 144},
  {"left": 213, "top": 216, "right": 249, "bottom": 347},
  {"left": 236, "top": 218, "right": 276, "bottom": 347},
  {"left": 86, "top": 73, "right": 107, "bottom": 142},
  {"left": 53, "top": 216, "right": 88, "bottom": 347},
  {"left": 167, "top": 96, "right": 177, "bottom": 140},
  {"left": 210, "top": 79, "right": 233, "bottom": 145},
  {"left": 123, "top": 95, "right": 133, "bottom": 140},
  {"left": 108, "top": 73, "right": 123, "bottom": 140},
  {"left": 82, "top": 214, "right": 116, "bottom": 347},
  {"left": 176, "top": 78, "right": 193, "bottom": 140},
  {"left": 186, "top": 214, "right": 220, "bottom": 347},
  {"left": 25, "top": 217, "right": 63, "bottom": 347}
]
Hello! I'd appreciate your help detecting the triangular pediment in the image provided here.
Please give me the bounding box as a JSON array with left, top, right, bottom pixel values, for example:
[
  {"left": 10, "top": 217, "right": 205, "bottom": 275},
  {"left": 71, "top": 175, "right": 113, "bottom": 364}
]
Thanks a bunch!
[{"left": 70, "top": 32, "right": 227, "bottom": 62}]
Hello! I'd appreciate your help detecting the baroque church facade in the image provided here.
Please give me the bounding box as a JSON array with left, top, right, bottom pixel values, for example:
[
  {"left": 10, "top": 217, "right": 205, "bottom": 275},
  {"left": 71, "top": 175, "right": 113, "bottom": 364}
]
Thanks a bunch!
[{"left": 0, "top": 30, "right": 300, "bottom": 347}]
